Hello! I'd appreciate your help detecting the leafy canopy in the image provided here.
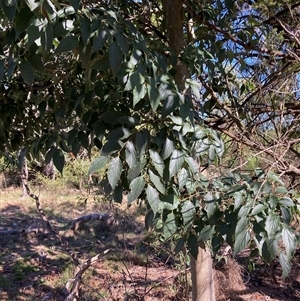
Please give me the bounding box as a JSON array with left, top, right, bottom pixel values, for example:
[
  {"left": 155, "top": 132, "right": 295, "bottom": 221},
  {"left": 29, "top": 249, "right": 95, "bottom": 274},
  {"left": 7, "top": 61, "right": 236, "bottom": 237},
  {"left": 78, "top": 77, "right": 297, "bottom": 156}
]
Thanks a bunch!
[{"left": 0, "top": 0, "right": 299, "bottom": 277}]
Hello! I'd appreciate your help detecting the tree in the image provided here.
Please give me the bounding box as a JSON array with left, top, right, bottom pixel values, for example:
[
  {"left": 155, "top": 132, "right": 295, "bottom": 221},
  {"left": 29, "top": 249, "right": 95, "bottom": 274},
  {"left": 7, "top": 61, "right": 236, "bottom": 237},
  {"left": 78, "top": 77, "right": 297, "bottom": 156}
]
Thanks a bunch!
[{"left": 1, "top": 1, "right": 300, "bottom": 300}]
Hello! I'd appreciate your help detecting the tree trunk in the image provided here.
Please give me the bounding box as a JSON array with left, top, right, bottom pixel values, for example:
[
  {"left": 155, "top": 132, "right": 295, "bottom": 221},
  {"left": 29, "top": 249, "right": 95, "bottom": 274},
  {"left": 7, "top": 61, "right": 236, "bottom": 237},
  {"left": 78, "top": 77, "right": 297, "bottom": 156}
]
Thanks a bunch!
[
  {"left": 162, "top": 1, "right": 216, "bottom": 300},
  {"left": 21, "top": 159, "right": 29, "bottom": 198},
  {"left": 190, "top": 248, "right": 215, "bottom": 301}
]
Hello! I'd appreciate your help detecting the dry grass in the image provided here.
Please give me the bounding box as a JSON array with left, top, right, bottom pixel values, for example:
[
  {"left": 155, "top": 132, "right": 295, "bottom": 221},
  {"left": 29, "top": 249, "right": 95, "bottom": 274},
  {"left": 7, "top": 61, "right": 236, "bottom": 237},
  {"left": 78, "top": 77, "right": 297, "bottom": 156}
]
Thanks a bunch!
[{"left": 1, "top": 181, "right": 300, "bottom": 301}]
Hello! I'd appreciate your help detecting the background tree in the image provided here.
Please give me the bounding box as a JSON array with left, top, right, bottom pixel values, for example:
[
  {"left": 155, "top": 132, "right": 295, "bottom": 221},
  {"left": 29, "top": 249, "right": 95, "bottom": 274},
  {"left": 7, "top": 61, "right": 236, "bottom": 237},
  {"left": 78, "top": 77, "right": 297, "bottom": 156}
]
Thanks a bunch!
[{"left": 1, "top": 1, "right": 300, "bottom": 300}]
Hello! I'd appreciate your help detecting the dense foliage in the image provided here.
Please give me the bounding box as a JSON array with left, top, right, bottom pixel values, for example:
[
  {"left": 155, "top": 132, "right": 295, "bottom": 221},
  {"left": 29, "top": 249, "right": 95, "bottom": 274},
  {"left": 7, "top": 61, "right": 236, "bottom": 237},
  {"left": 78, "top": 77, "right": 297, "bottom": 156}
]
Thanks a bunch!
[{"left": 1, "top": 0, "right": 300, "bottom": 278}]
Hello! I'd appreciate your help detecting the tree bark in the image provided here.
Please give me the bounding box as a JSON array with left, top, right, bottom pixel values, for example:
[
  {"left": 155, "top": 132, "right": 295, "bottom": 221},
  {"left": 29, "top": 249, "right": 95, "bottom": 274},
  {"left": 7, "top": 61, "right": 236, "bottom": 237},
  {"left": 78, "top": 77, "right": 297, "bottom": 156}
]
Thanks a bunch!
[
  {"left": 162, "top": 1, "right": 216, "bottom": 300},
  {"left": 190, "top": 248, "right": 215, "bottom": 301}
]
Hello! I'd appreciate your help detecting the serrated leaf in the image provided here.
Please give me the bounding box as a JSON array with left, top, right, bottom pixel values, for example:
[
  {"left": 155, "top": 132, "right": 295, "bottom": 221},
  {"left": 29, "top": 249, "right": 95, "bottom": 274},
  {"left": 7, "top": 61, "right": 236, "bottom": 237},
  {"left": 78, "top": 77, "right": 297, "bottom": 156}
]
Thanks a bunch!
[
  {"left": 184, "top": 156, "right": 199, "bottom": 174},
  {"left": 164, "top": 213, "right": 177, "bottom": 240},
  {"left": 233, "top": 191, "right": 243, "bottom": 211},
  {"left": 127, "top": 176, "right": 145, "bottom": 204},
  {"left": 161, "top": 138, "right": 175, "bottom": 160},
  {"left": 149, "top": 169, "right": 165, "bottom": 194},
  {"left": 265, "top": 214, "right": 280, "bottom": 238},
  {"left": 20, "top": 60, "right": 34, "bottom": 85},
  {"left": 109, "top": 41, "right": 123, "bottom": 76},
  {"left": 125, "top": 141, "right": 137, "bottom": 169},
  {"left": 234, "top": 230, "right": 250, "bottom": 255},
  {"left": 146, "top": 185, "right": 160, "bottom": 215},
  {"left": 182, "top": 201, "right": 195, "bottom": 228},
  {"left": 281, "top": 207, "right": 292, "bottom": 224},
  {"left": 169, "top": 149, "right": 185, "bottom": 178},
  {"left": 235, "top": 217, "right": 248, "bottom": 237},
  {"left": 149, "top": 150, "right": 164, "bottom": 177},
  {"left": 250, "top": 204, "right": 266, "bottom": 216},
  {"left": 279, "top": 252, "right": 292, "bottom": 280},
  {"left": 107, "top": 157, "right": 122, "bottom": 189},
  {"left": 282, "top": 227, "right": 296, "bottom": 258},
  {"left": 279, "top": 197, "right": 294, "bottom": 207},
  {"left": 56, "top": 36, "right": 78, "bottom": 53},
  {"left": 88, "top": 156, "right": 109, "bottom": 176},
  {"left": 53, "top": 148, "right": 65, "bottom": 174},
  {"left": 147, "top": 82, "right": 160, "bottom": 111}
]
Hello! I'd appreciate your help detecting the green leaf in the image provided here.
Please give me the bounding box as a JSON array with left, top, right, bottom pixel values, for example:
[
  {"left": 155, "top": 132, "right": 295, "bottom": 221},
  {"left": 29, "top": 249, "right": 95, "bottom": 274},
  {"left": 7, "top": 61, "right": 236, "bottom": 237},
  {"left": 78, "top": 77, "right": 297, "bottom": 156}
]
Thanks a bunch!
[
  {"left": 174, "top": 237, "right": 186, "bottom": 255},
  {"left": 78, "top": 131, "right": 89, "bottom": 149},
  {"left": 198, "top": 225, "right": 215, "bottom": 242},
  {"left": 135, "top": 129, "right": 150, "bottom": 157},
  {"left": 188, "top": 234, "right": 198, "bottom": 259},
  {"left": 265, "top": 214, "right": 280, "bottom": 238},
  {"left": 125, "top": 72, "right": 145, "bottom": 91},
  {"left": 182, "top": 201, "right": 195, "bottom": 228},
  {"left": 149, "top": 150, "right": 164, "bottom": 177},
  {"left": 235, "top": 217, "right": 248, "bottom": 237},
  {"left": 41, "top": 23, "right": 53, "bottom": 56},
  {"left": 162, "top": 94, "right": 179, "bottom": 118},
  {"left": 279, "top": 197, "right": 294, "bottom": 207},
  {"left": 20, "top": 60, "right": 34, "bottom": 85},
  {"left": 282, "top": 227, "right": 296, "bottom": 258},
  {"left": 161, "top": 138, "right": 175, "bottom": 160},
  {"left": 109, "top": 41, "right": 123, "bottom": 76},
  {"left": 125, "top": 141, "right": 138, "bottom": 169},
  {"left": 107, "top": 128, "right": 131, "bottom": 141},
  {"left": 80, "top": 16, "right": 90, "bottom": 45},
  {"left": 146, "top": 185, "right": 160, "bottom": 215},
  {"left": 169, "top": 149, "right": 185, "bottom": 178},
  {"left": 178, "top": 168, "right": 188, "bottom": 190},
  {"left": 88, "top": 156, "right": 109, "bottom": 176},
  {"left": 149, "top": 169, "right": 165, "bottom": 194},
  {"left": 233, "top": 191, "right": 243, "bottom": 211},
  {"left": 127, "top": 176, "right": 145, "bottom": 204},
  {"left": 69, "top": 0, "right": 80, "bottom": 11},
  {"left": 164, "top": 213, "right": 177, "bottom": 240},
  {"left": 15, "top": 6, "right": 32, "bottom": 38},
  {"left": 101, "top": 139, "right": 123, "bottom": 156},
  {"left": 250, "top": 204, "right": 266, "bottom": 216},
  {"left": 107, "top": 157, "right": 122, "bottom": 190},
  {"left": 234, "top": 230, "right": 250, "bottom": 255},
  {"left": 147, "top": 82, "right": 160, "bottom": 111},
  {"left": 56, "top": 36, "right": 78, "bottom": 53},
  {"left": 53, "top": 148, "right": 65, "bottom": 174},
  {"left": 145, "top": 210, "right": 154, "bottom": 230},
  {"left": 279, "top": 252, "right": 292, "bottom": 280},
  {"left": 27, "top": 54, "right": 44, "bottom": 71},
  {"left": 115, "top": 32, "right": 129, "bottom": 55},
  {"left": 281, "top": 207, "right": 292, "bottom": 224},
  {"left": 133, "top": 84, "right": 147, "bottom": 107},
  {"left": 114, "top": 185, "right": 123, "bottom": 203},
  {"left": 92, "top": 29, "right": 107, "bottom": 53}
]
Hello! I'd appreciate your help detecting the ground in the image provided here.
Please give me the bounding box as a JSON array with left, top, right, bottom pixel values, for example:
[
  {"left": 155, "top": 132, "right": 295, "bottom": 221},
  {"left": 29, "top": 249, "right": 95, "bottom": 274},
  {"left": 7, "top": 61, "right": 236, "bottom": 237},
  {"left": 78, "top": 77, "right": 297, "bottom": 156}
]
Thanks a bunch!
[{"left": 0, "top": 183, "right": 300, "bottom": 301}]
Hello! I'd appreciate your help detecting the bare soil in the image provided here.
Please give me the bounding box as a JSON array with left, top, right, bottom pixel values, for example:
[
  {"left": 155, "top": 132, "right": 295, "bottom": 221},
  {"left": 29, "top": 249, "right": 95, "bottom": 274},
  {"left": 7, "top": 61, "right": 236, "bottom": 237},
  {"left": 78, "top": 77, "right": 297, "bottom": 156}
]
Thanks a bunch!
[{"left": 0, "top": 186, "right": 300, "bottom": 301}]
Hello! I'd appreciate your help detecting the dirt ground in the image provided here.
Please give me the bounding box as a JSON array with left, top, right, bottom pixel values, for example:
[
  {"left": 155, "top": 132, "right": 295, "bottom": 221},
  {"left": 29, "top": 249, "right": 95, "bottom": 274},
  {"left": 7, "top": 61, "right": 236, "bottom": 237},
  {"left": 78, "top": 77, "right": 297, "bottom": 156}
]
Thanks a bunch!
[{"left": 0, "top": 186, "right": 300, "bottom": 301}]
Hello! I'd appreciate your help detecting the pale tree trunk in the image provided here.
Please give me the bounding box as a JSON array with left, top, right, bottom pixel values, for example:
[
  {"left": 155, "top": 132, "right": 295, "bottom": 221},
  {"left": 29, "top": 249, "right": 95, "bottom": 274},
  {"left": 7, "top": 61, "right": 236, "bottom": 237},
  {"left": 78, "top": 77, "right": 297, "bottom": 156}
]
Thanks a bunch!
[{"left": 162, "top": 1, "right": 215, "bottom": 300}]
